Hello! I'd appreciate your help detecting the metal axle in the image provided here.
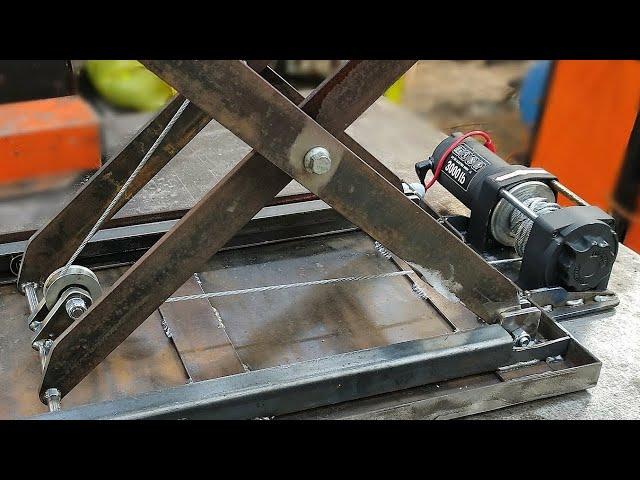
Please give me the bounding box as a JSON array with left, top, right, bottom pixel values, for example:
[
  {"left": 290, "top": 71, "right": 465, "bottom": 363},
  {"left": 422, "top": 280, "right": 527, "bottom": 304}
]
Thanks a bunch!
[
  {"left": 23, "top": 282, "right": 39, "bottom": 314},
  {"left": 498, "top": 188, "right": 540, "bottom": 221},
  {"left": 550, "top": 179, "right": 589, "bottom": 206}
]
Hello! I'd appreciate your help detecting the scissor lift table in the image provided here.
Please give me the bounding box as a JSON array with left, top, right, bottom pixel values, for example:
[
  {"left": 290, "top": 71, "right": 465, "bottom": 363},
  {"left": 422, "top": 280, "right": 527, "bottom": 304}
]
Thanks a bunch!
[{"left": 0, "top": 61, "right": 636, "bottom": 420}]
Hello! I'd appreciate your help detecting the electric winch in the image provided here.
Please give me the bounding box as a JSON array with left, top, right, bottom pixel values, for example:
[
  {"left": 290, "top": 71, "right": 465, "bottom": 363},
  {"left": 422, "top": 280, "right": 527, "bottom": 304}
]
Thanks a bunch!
[{"left": 416, "top": 131, "right": 619, "bottom": 292}]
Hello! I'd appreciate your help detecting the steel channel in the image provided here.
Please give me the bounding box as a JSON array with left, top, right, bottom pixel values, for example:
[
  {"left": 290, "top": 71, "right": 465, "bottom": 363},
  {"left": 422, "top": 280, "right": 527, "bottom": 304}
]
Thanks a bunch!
[
  {"left": 35, "top": 325, "right": 514, "bottom": 419},
  {"left": 0, "top": 199, "right": 349, "bottom": 285},
  {"left": 40, "top": 60, "right": 415, "bottom": 399},
  {"left": 143, "top": 60, "right": 520, "bottom": 321}
]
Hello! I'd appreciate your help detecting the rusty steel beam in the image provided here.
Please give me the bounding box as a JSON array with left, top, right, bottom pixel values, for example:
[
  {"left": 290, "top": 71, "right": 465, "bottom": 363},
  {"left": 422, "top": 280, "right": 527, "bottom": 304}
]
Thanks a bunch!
[
  {"left": 142, "top": 60, "right": 520, "bottom": 321},
  {"left": 17, "top": 94, "right": 211, "bottom": 287},
  {"left": 40, "top": 60, "right": 415, "bottom": 399},
  {"left": 18, "top": 61, "right": 401, "bottom": 287}
]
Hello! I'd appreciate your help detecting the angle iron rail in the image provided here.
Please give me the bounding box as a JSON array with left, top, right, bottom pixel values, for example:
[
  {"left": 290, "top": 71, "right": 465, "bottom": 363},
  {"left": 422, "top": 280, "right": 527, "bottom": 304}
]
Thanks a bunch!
[{"left": 36, "top": 325, "right": 514, "bottom": 419}]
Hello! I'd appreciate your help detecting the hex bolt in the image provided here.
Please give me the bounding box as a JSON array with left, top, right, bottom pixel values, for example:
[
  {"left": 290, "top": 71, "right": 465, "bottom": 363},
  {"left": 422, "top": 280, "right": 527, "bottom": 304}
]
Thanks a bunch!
[
  {"left": 515, "top": 333, "right": 531, "bottom": 347},
  {"left": 34, "top": 340, "right": 62, "bottom": 411},
  {"left": 304, "top": 147, "right": 332, "bottom": 175},
  {"left": 65, "top": 296, "right": 88, "bottom": 319},
  {"left": 23, "top": 282, "right": 39, "bottom": 314}
]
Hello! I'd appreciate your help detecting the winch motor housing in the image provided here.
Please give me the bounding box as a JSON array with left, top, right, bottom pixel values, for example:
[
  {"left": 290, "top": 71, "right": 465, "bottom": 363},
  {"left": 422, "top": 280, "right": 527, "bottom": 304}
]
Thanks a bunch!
[{"left": 416, "top": 133, "right": 618, "bottom": 292}]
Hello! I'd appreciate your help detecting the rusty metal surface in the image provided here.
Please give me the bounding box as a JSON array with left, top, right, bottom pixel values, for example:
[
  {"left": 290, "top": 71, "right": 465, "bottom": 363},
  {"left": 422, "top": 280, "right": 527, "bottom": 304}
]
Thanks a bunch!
[
  {"left": 1, "top": 228, "right": 483, "bottom": 417},
  {"left": 158, "top": 276, "right": 245, "bottom": 381},
  {"left": 0, "top": 267, "right": 186, "bottom": 419},
  {"left": 257, "top": 66, "right": 405, "bottom": 190},
  {"left": 40, "top": 60, "right": 413, "bottom": 399},
  {"left": 143, "top": 60, "right": 519, "bottom": 321},
  {"left": 386, "top": 251, "right": 480, "bottom": 331},
  {"left": 198, "top": 232, "right": 456, "bottom": 370}
]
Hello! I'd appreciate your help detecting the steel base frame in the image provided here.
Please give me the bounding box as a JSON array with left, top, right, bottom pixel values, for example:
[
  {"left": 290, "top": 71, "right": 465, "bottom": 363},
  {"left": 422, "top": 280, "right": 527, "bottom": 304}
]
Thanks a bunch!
[{"left": 3, "top": 194, "right": 602, "bottom": 419}]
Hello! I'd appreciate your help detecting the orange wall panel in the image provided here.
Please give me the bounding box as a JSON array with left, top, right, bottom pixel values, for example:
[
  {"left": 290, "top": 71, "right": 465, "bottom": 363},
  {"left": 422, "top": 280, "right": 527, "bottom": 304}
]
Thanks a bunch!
[
  {"left": 531, "top": 60, "right": 640, "bottom": 209},
  {"left": 0, "top": 96, "right": 101, "bottom": 185}
]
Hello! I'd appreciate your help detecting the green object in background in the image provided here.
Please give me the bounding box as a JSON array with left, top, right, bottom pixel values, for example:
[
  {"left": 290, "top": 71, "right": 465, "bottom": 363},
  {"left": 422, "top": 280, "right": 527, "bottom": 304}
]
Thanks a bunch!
[
  {"left": 84, "top": 60, "right": 176, "bottom": 111},
  {"left": 384, "top": 76, "right": 405, "bottom": 104}
]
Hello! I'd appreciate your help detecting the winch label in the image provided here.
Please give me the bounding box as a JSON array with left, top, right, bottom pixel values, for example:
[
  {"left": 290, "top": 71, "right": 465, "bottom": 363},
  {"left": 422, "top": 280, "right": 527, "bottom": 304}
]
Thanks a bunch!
[{"left": 442, "top": 144, "right": 488, "bottom": 191}]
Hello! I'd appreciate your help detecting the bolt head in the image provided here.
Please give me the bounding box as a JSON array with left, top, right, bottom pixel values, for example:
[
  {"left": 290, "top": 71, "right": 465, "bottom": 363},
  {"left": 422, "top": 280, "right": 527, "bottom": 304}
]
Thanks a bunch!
[
  {"left": 304, "top": 147, "right": 332, "bottom": 175},
  {"left": 594, "top": 294, "right": 614, "bottom": 303}
]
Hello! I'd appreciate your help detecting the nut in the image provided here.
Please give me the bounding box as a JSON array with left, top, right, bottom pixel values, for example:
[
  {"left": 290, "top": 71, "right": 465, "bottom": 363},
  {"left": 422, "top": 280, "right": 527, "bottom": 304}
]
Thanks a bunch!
[
  {"left": 512, "top": 328, "right": 532, "bottom": 347},
  {"left": 65, "top": 296, "right": 88, "bottom": 319}
]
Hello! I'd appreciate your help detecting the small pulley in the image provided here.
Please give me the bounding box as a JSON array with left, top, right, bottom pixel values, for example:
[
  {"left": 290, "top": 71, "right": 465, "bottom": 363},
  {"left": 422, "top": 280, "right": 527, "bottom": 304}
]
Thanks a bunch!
[{"left": 43, "top": 265, "right": 102, "bottom": 312}]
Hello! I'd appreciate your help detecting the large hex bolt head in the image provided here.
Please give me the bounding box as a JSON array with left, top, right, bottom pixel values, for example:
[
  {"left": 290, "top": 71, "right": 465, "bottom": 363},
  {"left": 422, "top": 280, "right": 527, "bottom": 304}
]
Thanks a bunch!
[
  {"left": 304, "top": 147, "right": 332, "bottom": 175},
  {"left": 65, "top": 296, "right": 88, "bottom": 319}
]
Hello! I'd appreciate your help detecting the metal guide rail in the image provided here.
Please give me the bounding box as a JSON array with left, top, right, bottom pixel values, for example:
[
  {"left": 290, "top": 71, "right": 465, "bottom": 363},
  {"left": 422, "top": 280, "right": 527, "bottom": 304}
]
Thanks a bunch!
[{"left": 0, "top": 60, "right": 617, "bottom": 419}]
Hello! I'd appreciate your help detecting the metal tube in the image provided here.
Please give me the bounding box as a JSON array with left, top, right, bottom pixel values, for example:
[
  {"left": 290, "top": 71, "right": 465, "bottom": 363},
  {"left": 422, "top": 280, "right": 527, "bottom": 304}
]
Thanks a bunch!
[
  {"left": 499, "top": 188, "right": 540, "bottom": 221},
  {"left": 550, "top": 179, "right": 589, "bottom": 206},
  {"left": 488, "top": 257, "right": 523, "bottom": 265},
  {"left": 36, "top": 325, "right": 514, "bottom": 419}
]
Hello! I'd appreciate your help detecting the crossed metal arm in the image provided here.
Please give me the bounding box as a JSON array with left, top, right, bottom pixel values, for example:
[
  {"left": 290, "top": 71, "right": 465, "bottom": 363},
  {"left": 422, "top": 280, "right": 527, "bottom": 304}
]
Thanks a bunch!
[{"left": 18, "top": 60, "right": 520, "bottom": 401}]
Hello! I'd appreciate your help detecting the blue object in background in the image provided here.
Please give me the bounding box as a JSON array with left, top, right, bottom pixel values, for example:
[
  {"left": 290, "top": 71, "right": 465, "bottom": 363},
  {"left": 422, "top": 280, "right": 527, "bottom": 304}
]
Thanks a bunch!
[{"left": 519, "top": 61, "right": 553, "bottom": 128}]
